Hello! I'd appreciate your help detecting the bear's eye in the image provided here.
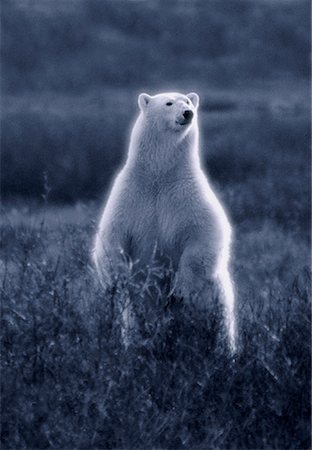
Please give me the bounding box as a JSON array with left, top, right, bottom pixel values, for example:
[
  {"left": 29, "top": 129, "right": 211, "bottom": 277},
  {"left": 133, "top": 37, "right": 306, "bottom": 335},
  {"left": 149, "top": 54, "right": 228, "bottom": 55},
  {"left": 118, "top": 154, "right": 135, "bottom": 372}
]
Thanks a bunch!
[{"left": 166, "top": 102, "right": 173, "bottom": 106}]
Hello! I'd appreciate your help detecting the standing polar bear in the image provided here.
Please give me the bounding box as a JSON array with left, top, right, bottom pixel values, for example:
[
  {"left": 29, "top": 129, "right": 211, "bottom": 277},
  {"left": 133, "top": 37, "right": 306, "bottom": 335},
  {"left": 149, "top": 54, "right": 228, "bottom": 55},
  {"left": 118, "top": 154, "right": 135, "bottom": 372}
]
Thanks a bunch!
[{"left": 93, "top": 92, "right": 236, "bottom": 351}]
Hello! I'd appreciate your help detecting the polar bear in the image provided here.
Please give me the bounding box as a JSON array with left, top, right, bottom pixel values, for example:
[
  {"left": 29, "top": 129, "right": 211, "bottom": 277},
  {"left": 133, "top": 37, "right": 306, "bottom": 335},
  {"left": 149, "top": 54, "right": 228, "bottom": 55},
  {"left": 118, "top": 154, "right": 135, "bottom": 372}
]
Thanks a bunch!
[{"left": 93, "top": 92, "right": 236, "bottom": 351}]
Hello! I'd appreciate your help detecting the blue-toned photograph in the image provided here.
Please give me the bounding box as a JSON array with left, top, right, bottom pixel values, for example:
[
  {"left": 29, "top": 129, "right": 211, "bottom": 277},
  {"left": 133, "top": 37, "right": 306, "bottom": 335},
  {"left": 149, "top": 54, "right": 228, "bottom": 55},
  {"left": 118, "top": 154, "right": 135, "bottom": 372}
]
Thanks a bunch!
[{"left": 1, "top": 1, "right": 310, "bottom": 449}]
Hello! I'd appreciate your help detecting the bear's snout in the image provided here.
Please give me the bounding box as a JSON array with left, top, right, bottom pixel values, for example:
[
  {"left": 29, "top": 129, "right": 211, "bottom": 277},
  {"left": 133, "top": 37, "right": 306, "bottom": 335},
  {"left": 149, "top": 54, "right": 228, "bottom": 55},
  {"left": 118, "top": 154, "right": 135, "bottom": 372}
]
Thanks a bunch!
[{"left": 183, "top": 110, "right": 193, "bottom": 122}]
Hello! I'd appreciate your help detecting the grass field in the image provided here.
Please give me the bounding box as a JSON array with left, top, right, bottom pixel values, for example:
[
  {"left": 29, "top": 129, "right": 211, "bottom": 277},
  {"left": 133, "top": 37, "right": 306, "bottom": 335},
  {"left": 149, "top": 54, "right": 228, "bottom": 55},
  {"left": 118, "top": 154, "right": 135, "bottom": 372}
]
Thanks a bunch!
[{"left": 1, "top": 154, "right": 310, "bottom": 449}]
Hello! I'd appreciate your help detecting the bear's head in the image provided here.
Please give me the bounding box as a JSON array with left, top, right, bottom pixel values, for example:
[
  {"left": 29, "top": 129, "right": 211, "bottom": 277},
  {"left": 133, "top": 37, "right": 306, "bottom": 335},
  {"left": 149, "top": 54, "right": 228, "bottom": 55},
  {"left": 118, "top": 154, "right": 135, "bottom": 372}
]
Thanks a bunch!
[{"left": 138, "top": 92, "right": 199, "bottom": 134}]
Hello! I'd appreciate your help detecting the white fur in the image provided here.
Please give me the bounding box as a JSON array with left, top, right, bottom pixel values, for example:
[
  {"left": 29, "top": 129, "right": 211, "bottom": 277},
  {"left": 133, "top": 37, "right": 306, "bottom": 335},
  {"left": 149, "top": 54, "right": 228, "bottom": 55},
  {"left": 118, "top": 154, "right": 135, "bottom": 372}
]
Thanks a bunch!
[{"left": 93, "top": 92, "right": 236, "bottom": 351}]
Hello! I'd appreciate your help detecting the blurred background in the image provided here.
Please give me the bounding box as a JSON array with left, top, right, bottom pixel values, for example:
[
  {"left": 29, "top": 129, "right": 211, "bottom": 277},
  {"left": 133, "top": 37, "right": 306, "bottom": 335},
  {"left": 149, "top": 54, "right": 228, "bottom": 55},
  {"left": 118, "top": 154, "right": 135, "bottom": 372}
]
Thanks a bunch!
[{"left": 1, "top": 0, "right": 310, "bottom": 230}]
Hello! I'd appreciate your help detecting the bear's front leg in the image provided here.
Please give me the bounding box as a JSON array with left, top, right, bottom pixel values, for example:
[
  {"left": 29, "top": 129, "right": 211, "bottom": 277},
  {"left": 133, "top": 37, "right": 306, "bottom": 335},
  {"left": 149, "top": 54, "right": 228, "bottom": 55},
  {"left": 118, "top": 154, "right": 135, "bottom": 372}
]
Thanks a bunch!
[
  {"left": 93, "top": 230, "right": 138, "bottom": 347},
  {"left": 93, "top": 228, "right": 132, "bottom": 289}
]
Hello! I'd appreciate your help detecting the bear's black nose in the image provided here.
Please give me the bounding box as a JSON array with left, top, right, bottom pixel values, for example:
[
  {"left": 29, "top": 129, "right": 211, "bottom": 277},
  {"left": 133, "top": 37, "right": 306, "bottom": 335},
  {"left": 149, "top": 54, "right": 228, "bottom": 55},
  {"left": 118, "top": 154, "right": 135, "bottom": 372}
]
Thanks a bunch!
[{"left": 183, "top": 110, "right": 193, "bottom": 121}]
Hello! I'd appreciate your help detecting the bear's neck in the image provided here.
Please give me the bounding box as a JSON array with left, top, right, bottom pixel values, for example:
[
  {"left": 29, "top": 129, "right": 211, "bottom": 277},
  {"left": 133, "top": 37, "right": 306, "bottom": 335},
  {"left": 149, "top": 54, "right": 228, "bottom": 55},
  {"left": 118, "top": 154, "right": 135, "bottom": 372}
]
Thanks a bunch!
[{"left": 126, "top": 116, "right": 201, "bottom": 181}]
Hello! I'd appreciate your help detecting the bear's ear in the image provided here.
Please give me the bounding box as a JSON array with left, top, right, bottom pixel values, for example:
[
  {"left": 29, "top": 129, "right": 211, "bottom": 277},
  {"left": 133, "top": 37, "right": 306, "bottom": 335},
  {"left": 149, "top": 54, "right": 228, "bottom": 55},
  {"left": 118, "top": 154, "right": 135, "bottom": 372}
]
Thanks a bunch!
[
  {"left": 187, "top": 92, "right": 199, "bottom": 108},
  {"left": 138, "top": 93, "right": 152, "bottom": 111}
]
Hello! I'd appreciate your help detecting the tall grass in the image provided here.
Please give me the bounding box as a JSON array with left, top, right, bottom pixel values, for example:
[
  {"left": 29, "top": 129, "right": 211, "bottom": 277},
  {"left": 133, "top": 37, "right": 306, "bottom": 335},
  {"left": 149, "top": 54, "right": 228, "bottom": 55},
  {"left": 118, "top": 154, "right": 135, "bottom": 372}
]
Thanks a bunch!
[{"left": 1, "top": 204, "right": 310, "bottom": 449}]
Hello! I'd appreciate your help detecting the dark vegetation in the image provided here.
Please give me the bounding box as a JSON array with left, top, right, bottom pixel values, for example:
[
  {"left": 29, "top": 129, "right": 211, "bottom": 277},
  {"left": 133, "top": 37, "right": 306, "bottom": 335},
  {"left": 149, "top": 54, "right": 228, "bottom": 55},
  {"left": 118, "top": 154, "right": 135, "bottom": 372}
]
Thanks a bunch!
[
  {"left": 1, "top": 0, "right": 311, "bottom": 448},
  {"left": 1, "top": 204, "right": 310, "bottom": 449}
]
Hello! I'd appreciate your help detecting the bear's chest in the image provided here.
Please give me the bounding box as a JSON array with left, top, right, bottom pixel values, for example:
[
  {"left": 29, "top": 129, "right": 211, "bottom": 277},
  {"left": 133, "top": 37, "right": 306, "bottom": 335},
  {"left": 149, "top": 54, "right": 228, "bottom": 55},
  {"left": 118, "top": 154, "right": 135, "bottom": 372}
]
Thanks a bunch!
[{"left": 128, "top": 181, "right": 200, "bottom": 266}]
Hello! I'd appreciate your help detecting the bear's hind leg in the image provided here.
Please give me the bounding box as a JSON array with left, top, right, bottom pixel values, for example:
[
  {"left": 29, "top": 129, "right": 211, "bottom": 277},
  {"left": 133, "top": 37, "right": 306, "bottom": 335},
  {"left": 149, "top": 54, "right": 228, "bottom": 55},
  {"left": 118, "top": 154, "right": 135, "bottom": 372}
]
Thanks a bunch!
[
  {"left": 174, "top": 243, "right": 236, "bottom": 352},
  {"left": 217, "top": 269, "right": 236, "bottom": 352}
]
